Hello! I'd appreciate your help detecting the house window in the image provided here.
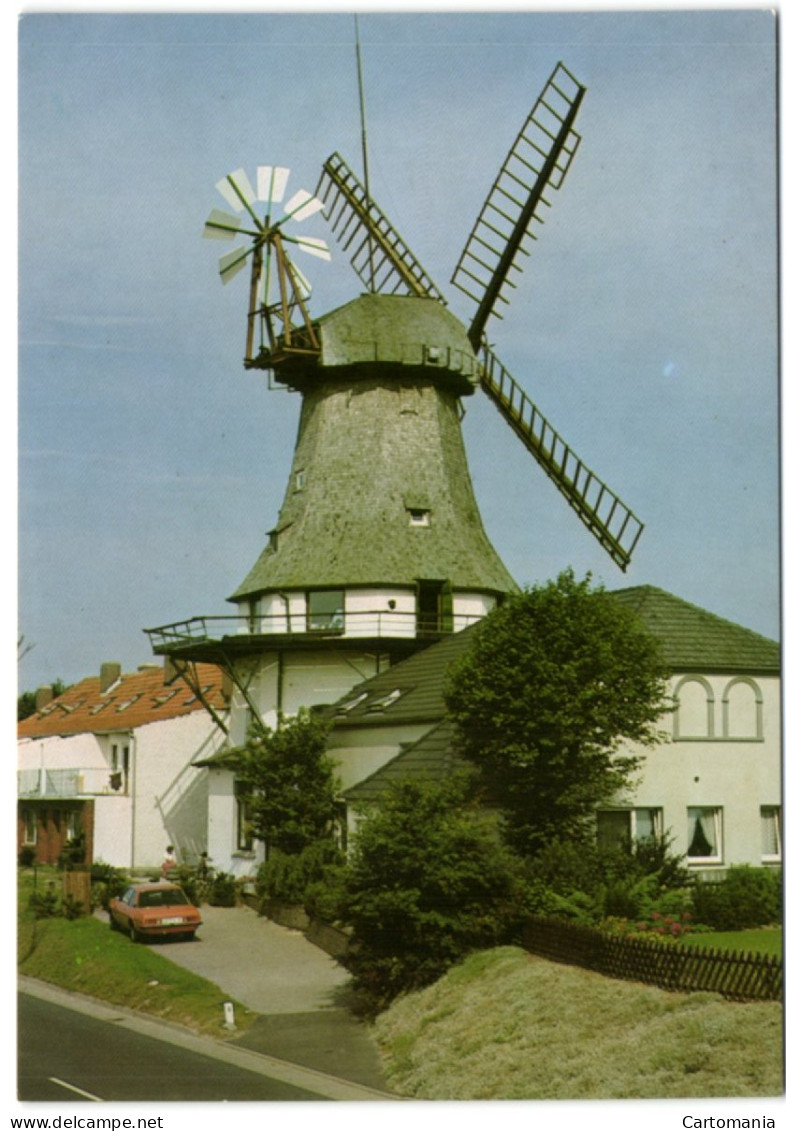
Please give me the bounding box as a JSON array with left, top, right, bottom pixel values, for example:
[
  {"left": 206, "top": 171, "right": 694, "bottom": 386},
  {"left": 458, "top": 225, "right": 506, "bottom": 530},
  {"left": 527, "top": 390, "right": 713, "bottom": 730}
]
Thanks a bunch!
[
  {"left": 235, "top": 782, "right": 254, "bottom": 852},
  {"left": 65, "top": 809, "right": 80, "bottom": 842},
  {"left": 597, "top": 808, "right": 663, "bottom": 851},
  {"left": 307, "top": 590, "right": 345, "bottom": 632},
  {"left": 761, "top": 806, "right": 781, "bottom": 862},
  {"left": 687, "top": 807, "right": 723, "bottom": 863},
  {"left": 22, "top": 809, "right": 37, "bottom": 846}
]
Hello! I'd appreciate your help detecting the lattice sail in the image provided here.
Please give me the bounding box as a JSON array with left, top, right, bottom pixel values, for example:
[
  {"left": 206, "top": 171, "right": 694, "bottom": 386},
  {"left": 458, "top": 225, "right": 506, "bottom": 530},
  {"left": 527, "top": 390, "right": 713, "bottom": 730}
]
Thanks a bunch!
[
  {"left": 479, "top": 346, "right": 644, "bottom": 570},
  {"left": 453, "top": 63, "right": 585, "bottom": 351},
  {"left": 317, "top": 152, "right": 446, "bottom": 302}
]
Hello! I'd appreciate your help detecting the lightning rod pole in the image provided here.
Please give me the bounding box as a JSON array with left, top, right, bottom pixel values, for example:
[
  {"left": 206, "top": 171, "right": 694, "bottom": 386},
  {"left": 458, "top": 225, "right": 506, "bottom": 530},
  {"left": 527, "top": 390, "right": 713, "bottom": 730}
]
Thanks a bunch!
[{"left": 354, "top": 14, "right": 375, "bottom": 293}]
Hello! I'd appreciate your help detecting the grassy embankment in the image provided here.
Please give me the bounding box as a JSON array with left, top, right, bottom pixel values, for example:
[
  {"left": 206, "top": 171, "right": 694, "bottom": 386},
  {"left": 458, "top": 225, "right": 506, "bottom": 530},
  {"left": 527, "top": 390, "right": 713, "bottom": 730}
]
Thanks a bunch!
[
  {"left": 373, "top": 946, "right": 783, "bottom": 1100},
  {"left": 17, "top": 868, "right": 256, "bottom": 1039}
]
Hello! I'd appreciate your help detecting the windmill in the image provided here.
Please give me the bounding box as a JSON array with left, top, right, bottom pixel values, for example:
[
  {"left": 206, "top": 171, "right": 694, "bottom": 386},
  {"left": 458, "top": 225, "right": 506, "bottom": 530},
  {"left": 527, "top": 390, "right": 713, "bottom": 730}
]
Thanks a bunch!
[
  {"left": 206, "top": 62, "right": 642, "bottom": 575},
  {"left": 147, "top": 61, "right": 642, "bottom": 728}
]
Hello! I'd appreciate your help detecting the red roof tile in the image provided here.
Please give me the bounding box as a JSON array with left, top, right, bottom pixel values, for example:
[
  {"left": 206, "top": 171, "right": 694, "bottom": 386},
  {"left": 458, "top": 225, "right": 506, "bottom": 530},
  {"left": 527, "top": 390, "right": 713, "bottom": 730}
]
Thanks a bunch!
[{"left": 18, "top": 664, "right": 227, "bottom": 739}]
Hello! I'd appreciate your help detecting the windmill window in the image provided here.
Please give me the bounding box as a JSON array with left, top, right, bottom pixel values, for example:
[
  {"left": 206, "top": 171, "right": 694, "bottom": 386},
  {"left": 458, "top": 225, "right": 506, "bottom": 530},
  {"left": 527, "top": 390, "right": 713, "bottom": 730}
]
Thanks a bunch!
[
  {"left": 307, "top": 590, "right": 345, "bottom": 632},
  {"left": 761, "top": 806, "right": 782, "bottom": 862},
  {"left": 408, "top": 508, "right": 431, "bottom": 527},
  {"left": 294, "top": 470, "right": 306, "bottom": 492},
  {"left": 687, "top": 807, "right": 723, "bottom": 864}
]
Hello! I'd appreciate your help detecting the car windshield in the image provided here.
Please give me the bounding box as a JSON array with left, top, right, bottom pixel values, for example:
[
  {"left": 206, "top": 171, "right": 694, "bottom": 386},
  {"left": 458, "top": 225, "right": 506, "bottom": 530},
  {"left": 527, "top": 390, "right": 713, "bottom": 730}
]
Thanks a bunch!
[{"left": 138, "top": 889, "right": 189, "bottom": 908}]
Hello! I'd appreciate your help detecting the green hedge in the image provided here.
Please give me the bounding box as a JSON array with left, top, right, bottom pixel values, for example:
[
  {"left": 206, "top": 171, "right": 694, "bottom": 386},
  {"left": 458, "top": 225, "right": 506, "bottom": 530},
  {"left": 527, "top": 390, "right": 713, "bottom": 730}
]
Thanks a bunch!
[{"left": 691, "top": 866, "right": 782, "bottom": 930}]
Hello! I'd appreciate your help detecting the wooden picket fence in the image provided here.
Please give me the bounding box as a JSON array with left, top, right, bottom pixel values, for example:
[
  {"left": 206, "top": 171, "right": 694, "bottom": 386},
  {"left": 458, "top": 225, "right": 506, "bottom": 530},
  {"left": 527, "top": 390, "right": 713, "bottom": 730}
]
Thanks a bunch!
[{"left": 521, "top": 915, "right": 782, "bottom": 1002}]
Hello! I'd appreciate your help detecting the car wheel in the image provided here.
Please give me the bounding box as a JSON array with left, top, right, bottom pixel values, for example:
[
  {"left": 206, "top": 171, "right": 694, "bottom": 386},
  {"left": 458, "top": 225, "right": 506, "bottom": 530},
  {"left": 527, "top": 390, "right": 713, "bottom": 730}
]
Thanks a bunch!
[
  {"left": 109, "top": 914, "right": 119, "bottom": 931},
  {"left": 129, "top": 922, "right": 140, "bottom": 943}
]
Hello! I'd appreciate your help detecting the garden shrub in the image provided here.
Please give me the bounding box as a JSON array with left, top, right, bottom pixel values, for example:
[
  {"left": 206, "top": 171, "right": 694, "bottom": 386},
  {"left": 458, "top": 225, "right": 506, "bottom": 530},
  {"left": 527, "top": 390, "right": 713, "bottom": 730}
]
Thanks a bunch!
[
  {"left": 28, "top": 887, "right": 59, "bottom": 919},
  {"left": 90, "top": 860, "right": 128, "bottom": 910},
  {"left": 517, "top": 834, "right": 691, "bottom": 926},
  {"left": 207, "top": 871, "right": 238, "bottom": 907},
  {"left": 691, "top": 866, "right": 782, "bottom": 930},
  {"left": 335, "top": 777, "right": 523, "bottom": 1015},
  {"left": 256, "top": 838, "right": 345, "bottom": 907},
  {"left": 18, "top": 846, "right": 36, "bottom": 867}
]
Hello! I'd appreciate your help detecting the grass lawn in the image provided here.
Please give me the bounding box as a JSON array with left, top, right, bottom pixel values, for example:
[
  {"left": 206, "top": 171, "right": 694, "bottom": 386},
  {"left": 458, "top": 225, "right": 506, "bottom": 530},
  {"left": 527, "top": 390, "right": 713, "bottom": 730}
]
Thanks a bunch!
[
  {"left": 373, "top": 946, "right": 783, "bottom": 1100},
  {"left": 18, "top": 868, "right": 256, "bottom": 1039},
  {"left": 679, "top": 929, "right": 782, "bottom": 957}
]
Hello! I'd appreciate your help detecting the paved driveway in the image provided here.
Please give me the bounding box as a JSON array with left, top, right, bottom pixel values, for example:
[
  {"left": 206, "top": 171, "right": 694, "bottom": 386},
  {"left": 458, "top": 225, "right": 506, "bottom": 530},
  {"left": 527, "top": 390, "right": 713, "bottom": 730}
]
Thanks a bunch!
[
  {"left": 132, "top": 904, "right": 389, "bottom": 1091},
  {"left": 146, "top": 903, "right": 349, "bottom": 1014}
]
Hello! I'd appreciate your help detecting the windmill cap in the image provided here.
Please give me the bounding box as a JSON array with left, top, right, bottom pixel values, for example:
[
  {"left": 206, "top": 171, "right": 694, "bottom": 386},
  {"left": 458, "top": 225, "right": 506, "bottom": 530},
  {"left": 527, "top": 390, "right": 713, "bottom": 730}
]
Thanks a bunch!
[{"left": 294, "top": 293, "right": 481, "bottom": 393}]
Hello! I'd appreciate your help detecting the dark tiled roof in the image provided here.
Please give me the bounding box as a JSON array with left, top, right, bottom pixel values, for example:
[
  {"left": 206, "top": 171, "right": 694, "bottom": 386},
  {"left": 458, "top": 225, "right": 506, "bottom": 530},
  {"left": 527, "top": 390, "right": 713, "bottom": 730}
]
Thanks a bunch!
[
  {"left": 343, "top": 720, "right": 470, "bottom": 802},
  {"left": 18, "top": 664, "right": 227, "bottom": 739},
  {"left": 330, "top": 627, "right": 479, "bottom": 728},
  {"left": 610, "top": 586, "right": 779, "bottom": 673},
  {"left": 329, "top": 586, "right": 779, "bottom": 736}
]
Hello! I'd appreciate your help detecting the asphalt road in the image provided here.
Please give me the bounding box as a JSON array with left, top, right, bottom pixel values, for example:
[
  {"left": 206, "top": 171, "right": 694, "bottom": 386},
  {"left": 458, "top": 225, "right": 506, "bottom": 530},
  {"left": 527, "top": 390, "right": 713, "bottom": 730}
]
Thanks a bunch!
[{"left": 18, "top": 994, "right": 324, "bottom": 1102}]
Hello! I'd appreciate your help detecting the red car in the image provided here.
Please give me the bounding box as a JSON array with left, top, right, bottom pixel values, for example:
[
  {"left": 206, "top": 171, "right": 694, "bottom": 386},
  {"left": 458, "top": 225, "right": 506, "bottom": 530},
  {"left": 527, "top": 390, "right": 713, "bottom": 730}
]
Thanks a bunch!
[{"left": 108, "top": 882, "right": 201, "bottom": 942}]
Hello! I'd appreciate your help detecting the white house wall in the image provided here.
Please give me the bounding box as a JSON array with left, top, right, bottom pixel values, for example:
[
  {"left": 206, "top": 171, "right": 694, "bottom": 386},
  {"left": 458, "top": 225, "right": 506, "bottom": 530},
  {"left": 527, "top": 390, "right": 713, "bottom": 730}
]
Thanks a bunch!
[
  {"left": 206, "top": 766, "right": 265, "bottom": 879},
  {"left": 618, "top": 673, "right": 781, "bottom": 870},
  {"left": 92, "top": 797, "right": 133, "bottom": 867},
  {"left": 132, "top": 712, "right": 225, "bottom": 871},
  {"left": 328, "top": 723, "right": 434, "bottom": 790}
]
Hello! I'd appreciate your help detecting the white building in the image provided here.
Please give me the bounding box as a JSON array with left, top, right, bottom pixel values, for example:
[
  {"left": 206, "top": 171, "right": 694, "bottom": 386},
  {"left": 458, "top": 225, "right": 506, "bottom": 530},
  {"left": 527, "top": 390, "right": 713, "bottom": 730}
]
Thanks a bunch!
[
  {"left": 330, "top": 587, "right": 781, "bottom": 873},
  {"left": 17, "top": 660, "right": 228, "bottom": 871}
]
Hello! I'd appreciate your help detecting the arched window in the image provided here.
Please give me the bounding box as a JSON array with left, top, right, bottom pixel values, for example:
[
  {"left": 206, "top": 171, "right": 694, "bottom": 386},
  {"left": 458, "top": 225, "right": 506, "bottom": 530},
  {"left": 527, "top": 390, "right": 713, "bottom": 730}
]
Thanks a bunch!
[
  {"left": 674, "top": 676, "right": 714, "bottom": 739},
  {"left": 722, "top": 677, "right": 763, "bottom": 740}
]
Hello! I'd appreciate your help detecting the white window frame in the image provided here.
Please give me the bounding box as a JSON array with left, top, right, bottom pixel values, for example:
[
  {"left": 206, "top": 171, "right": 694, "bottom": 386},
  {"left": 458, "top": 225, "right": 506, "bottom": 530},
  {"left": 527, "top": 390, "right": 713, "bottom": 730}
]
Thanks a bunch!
[
  {"left": 761, "top": 805, "right": 782, "bottom": 863},
  {"left": 22, "top": 809, "right": 37, "bottom": 846},
  {"left": 234, "top": 782, "right": 254, "bottom": 853},
  {"left": 686, "top": 806, "right": 723, "bottom": 865},
  {"left": 596, "top": 807, "right": 663, "bottom": 849}
]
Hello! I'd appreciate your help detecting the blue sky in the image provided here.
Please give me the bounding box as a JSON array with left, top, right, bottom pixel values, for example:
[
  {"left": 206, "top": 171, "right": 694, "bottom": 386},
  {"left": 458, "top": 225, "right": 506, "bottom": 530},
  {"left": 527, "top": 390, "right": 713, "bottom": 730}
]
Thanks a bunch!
[{"left": 18, "top": 8, "right": 779, "bottom": 691}]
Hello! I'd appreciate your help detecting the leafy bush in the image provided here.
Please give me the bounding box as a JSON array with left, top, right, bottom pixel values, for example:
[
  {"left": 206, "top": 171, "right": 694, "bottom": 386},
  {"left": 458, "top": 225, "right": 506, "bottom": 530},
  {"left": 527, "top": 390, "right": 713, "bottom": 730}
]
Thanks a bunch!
[
  {"left": 58, "top": 834, "right": 86, "bottom": 870},
  {"left": 335, "top": 777, "right": 523, "bottom": 1015},
  {"left": 516, "top": 834, "right": 691, "bottom": 926},
  {"left": 28, "top": 887, "right": 59, "bottom": 919},
  {"left": 207, "top": 871, "right": 238, "bottom": 907},
  {"left": 18, "top": 846, "right": 36, "bottom": 867},
  {"left": 90, "top": 861, "right": 127, "bottom": 910},
  {"left": 256, "top": 838, "right": 345, "bottom": 907},
  {"left": 61, "top": 893, "right": 84, "bottom": 920},
  {"left": 691, "top": 866, "right": 782, "bottom": 930},
  {"left": 174, "top": 865, "right": 201, "bottom": 907}
]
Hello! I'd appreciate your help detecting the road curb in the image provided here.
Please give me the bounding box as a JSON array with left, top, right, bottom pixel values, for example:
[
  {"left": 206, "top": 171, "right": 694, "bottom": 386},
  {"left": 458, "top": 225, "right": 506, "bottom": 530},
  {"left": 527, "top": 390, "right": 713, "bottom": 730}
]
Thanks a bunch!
[{"left": 19, "top": 976, "right": 398, "bottom": 1102}]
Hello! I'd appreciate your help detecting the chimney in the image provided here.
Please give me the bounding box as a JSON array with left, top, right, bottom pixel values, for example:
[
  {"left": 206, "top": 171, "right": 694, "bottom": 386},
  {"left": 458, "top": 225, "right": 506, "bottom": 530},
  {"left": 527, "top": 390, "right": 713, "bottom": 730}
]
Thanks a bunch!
[
  {"left": 100, "top": 662, "right": 122, "bottom": 693},
  {"left": 35, "top": 686, "right": 53, "bottom": 711}
]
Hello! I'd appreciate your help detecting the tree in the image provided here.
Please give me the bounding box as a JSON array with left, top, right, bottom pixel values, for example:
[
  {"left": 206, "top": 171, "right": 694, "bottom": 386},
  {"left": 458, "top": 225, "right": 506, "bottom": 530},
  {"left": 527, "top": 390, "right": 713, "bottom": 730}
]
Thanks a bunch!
[
  {"left": 337, "top": 776, "right": 522, "bottom": 1014},
  {"left": 17, "top": 678, "right": 69, "bottom": 722},
  {"left": 444, "top": 570, "right": 670, "bottom": 855},
  {"left": 227, "top": 709, "right": 339, "bottom": 856}
]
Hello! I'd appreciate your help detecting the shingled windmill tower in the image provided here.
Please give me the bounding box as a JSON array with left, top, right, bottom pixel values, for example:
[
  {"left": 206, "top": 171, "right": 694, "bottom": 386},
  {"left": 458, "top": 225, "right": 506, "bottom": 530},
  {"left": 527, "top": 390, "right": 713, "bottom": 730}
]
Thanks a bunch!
[{"left": 147, "top": 63, "right": 643, "bottom": 755}]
